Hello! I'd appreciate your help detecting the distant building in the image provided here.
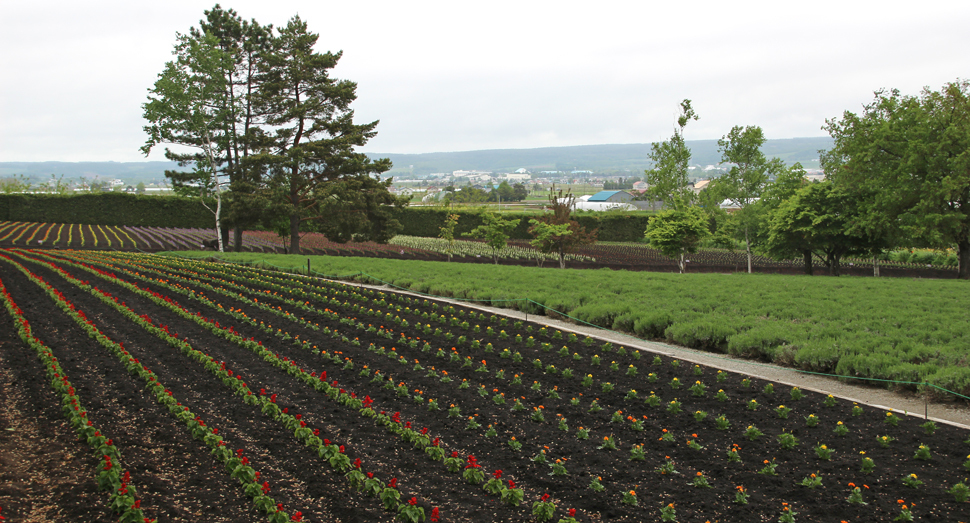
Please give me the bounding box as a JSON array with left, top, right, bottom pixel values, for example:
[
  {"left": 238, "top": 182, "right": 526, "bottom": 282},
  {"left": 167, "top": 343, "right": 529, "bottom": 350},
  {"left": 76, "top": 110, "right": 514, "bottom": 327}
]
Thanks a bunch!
[
  {"left": 632, "top": 181, "right": 648, "bottom": 194},
  {"left": 692, "top": 180, "right": 711, "bottom": 194},
  {"left": 503, "top": 172, "right": 531, "bottom": 181},
  {"left": 587, "top": 190, "right": 634, "bottom": 203}
]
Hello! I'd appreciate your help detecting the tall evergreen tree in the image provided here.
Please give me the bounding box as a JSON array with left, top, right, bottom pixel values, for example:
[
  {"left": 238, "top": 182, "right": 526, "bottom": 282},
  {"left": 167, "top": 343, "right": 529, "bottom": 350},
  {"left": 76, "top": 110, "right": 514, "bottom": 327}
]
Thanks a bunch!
[{"left": 255, "top": 16, "right": 403, "bottom": 254}]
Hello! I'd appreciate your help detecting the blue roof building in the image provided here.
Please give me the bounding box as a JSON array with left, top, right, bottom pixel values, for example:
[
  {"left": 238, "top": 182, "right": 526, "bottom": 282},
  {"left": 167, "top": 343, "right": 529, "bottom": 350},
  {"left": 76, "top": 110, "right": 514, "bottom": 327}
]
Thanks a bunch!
[{"left": 587, "top": 190, "right": 634, "bottom": 203}]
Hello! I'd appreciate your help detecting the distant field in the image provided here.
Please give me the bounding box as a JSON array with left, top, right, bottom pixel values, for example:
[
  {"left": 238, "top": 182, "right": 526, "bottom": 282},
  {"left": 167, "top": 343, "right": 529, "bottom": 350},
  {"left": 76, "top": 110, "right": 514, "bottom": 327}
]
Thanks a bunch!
[{"left": 174, "top": 251, "right": 970, "bottom": 398}]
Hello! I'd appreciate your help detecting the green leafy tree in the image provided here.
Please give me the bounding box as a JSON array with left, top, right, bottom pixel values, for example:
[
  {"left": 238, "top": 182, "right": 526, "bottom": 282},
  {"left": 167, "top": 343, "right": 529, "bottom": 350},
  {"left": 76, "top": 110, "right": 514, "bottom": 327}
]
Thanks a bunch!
[
  {"left": 644, "top": 99, "right": 698, "bottom": 210},
  {"left": 763, "top": 180, "right": 869, "bottom": 276},
  {"left": 136, "top": 182, "right": 146, "bottom": 194},
  {"left": 0, "top": 175, "right": 30, "bottom": 194},
  {"left": 189, "top": 5, "right": 274, "bottom": 251},
  {"left": 439, "top": 213, "right": 459, "bottom": 262},
  {"left": 142, "top": 31, "right": 234, "bottom": 251},
  {"left": 528, "top": 189, "right": 597, "bottom": 269},
  {"left": 446, "top": 186, "right": 489, "bottom": 204},
  {"left": 823, "top": 79, "right": 970, "bottom": 278},
  {"left": 463, "top": 212, "right": 518, "bottom": 263},
  {"left": 254, "top": 16, "right": 404, "bottom": 254},
  {"left": 717, "top": 125, "right": 784, "bottom": 272},
  {"left": 644, "top": 205, "right": 710, "bottom": 273},
  {"left": 38, "top": 174, "right": 71, "bottom": 194}
]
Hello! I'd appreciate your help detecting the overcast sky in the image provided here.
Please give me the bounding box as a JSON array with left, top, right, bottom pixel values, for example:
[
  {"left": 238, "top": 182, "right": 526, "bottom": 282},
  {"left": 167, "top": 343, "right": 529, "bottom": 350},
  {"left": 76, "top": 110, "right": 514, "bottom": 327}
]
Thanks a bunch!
[{"left": 2, "top": 1, "right": 968, "bottom": 162}]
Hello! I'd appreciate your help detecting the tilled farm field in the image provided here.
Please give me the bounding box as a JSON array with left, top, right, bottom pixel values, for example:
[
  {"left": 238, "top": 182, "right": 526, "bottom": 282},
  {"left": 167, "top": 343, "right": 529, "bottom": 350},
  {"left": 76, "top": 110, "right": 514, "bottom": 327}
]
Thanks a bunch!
[{"left": 1, "top": 249, "right": 968, "bottom": 523}]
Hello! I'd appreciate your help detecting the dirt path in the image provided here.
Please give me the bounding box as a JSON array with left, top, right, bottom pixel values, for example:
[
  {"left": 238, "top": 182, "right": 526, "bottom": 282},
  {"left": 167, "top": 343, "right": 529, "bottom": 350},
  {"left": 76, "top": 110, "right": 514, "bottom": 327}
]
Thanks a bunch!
[{"left": 345, "top": 279, "right": 970, "bottom": 430}]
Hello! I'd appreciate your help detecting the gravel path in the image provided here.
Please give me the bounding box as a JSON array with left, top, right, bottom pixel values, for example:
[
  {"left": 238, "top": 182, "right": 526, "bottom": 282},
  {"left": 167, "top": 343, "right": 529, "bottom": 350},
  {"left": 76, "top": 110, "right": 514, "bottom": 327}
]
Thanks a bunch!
[{"left": 338, "top": 278, "right": 970, "bottom": 431}]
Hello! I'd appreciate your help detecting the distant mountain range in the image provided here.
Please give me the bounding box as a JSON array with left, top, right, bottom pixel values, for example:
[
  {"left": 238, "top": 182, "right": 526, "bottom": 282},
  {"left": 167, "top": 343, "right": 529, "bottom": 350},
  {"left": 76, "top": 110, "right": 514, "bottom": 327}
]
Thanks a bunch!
[
  {"left": 0, "top": 137, "right": 833, "bottom": 183},
  {"left": 372, "top": 137, "right": 832, "bottom": 176}
]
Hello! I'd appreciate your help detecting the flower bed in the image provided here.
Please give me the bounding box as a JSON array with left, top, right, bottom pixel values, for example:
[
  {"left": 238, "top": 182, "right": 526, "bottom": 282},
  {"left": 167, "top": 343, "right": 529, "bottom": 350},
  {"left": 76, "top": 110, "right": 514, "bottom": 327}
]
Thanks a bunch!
[{"left": 2, "top": 247, "right": 970, "bottom": 522}]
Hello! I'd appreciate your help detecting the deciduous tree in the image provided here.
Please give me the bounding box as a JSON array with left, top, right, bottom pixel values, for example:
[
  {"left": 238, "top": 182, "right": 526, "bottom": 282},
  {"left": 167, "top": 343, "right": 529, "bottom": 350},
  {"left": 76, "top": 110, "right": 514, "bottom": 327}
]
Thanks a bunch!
[
  {"left": 644, "top": 99, "right": 698, "bottom": 210},
  {"left": 463, "top": 212, "right": 518, "bottom": 264},
  {"left": 528, "top": 189, "right": 597, "bottom": 269},
  {"left": 644, "top": 206, "right": 710, "bottom": 273},
  {"left": 823, "top": 79, "right": 970, "bottom": 279},
  {"left": 763, "top": 180, "right": 869, "bottom": 276},
  {"left": 142, "top": 31, "right": 234, "bottom": 251},
  {"left": 717, "top": 125, "right": 782, "bottom": 272}
]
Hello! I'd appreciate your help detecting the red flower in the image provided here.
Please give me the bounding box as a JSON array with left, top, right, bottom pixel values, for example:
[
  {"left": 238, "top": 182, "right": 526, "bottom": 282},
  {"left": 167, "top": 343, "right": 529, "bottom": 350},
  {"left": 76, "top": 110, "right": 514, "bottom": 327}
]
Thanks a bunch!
[
  {"left": 569, "top": 509, "right": 576, "bottom": 517},
  {"left": 508, "top": 480, "right": 515, "bottom": 489},
  {"left": 493, "top": 470, "right": 502, "bottom": 479},
  {"left": 291, "top": 512, "right": 303, "bottom": 522},
  {"left": 541, "top": 494, "right": 550, "bottom": 502},
  {"left": 430, "top": 507, "right": 439, "bottom": 522},
  {"left": 282, "top": 408, "right": 289, "bottom": 414},
  {"left": 409, "top": 497, "right": 417, "bottom": 506},
  {"left": 354, "top": 458, "right": 362, "bottom": 469},
  {"left": 366, "top": 472, "right": 374, "bottom": 479},
  {"left": 133, "top": 500, "right": 140, "bottom": 509},
  {"left": 339, "top": 445, "right": 345, "bottom": 454},
  {"left": 313, "top": 429, "right": 320, "bottom": 436},
  {"left": 388, "top": 478, "right": 397, "bottom": 488},
  {"left": 262, "top": 482, "right": 271, "bottom": 494},
  {"left": 324, "top": 439, "right": 331, "bottom": 446}
]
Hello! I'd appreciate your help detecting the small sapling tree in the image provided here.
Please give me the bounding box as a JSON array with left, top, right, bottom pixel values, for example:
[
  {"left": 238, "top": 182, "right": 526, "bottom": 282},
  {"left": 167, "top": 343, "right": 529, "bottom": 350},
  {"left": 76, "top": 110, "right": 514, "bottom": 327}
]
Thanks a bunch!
[
  {"left": 439, "top": 213, "right": 459, "bottom": 262},
  {"left": 528, "top": 189, "right": 597, "bottom": 269},
  {"left": 464, "top": 212, "right": 518, "bottom": 264}
]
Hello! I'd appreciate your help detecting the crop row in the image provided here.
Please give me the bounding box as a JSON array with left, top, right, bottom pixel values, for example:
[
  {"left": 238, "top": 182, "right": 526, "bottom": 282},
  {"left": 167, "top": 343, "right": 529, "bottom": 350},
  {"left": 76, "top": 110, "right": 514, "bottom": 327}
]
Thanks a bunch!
[
  {"left": 196, "top": 251, "right": 970, "bottom": 397},
  {"left": 6, "top": 249, "right": 967, "bottom": 522}
]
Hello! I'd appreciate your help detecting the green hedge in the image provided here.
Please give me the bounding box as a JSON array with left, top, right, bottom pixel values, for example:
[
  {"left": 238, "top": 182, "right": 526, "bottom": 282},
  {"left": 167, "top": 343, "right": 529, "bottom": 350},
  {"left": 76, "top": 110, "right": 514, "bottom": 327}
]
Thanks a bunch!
[
  {"left": 0, "top": 194, "right": 655, "bottom": 240},
  {"left": 0, "top": 193, "right": 214, "bottom": 228},
  {"left": 392, "top": 207, "right": 655, "bottom": 242}
]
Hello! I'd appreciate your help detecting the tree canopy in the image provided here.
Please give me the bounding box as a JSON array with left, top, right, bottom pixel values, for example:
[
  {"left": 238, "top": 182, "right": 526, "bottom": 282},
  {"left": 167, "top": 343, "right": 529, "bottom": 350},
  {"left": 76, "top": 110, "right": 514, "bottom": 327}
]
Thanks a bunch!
[
  {"left": 644, "top": 99, "right": 698, "bottom": 210},
  {"left": 143, "top": 8, "right": 405, "bottom": 254},
  {"left": 824, "top": 79, "right": 970, "bottom": 278}
]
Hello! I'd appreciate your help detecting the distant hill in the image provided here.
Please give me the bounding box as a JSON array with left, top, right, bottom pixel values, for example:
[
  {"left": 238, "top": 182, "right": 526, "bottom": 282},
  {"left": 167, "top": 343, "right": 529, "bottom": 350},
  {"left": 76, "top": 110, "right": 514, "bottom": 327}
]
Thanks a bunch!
[
  {"left": 0, "top": 161, "right": 186, "bottom": 185},
  {"left": 368, "top": 137, "right": 833, "bottom": 176},
  {"left": 0, "top": 137, "right": 833, "bottom": 183}
]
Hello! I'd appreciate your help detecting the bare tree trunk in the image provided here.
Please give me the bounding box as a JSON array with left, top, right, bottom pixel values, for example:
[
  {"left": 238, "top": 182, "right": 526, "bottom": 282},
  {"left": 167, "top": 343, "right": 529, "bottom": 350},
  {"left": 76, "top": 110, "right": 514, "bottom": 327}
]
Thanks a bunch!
[
  {"left": 679, "top": 251, "right": 686, "bottom": 273},
  {"left": 214, "top": 194, "right": 223, "bottom": 252},
  {"left": 802, "top": 250, "right": 813, "bottom": 276},
  {"left": 828, "top": 253, "right": 841, "bottom": 276},
  {"left": 234, "top": 226, "right": 243, "bottom": 252},
  {"left": 873, "top": 255, "right": 880, "bottom": 277},
  {"left": 289, "top": 212, "right": 301, "bottom": 255},
  {"left": 959, "top": 238, "right": 970, "bottom": 280},
  {"left": 745, "top": 226, "right": 752, "bottom": 274}
]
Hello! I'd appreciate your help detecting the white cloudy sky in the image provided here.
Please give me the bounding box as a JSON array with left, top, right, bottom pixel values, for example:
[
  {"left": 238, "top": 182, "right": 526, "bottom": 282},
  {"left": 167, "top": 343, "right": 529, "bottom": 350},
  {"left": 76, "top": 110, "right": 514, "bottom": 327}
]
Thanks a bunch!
[{"left": 1, "top": 1, "right": 968, "bottom": 162}]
